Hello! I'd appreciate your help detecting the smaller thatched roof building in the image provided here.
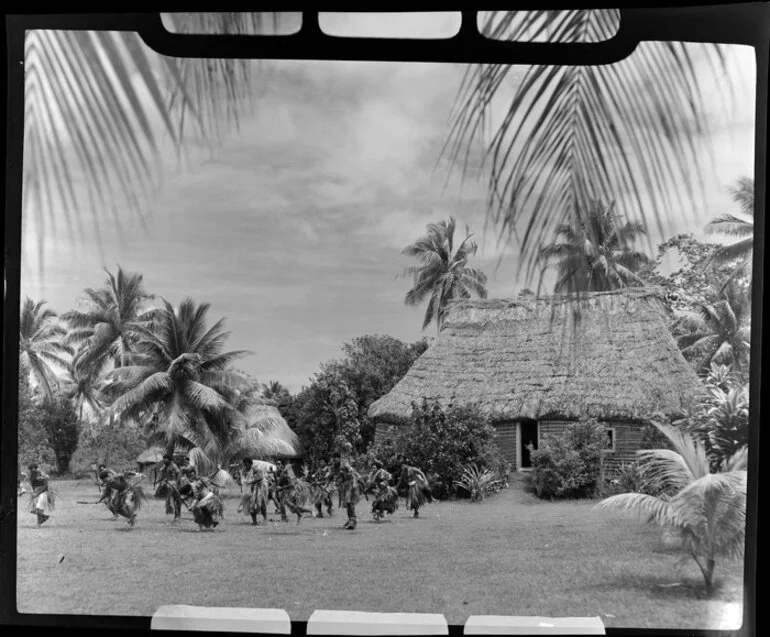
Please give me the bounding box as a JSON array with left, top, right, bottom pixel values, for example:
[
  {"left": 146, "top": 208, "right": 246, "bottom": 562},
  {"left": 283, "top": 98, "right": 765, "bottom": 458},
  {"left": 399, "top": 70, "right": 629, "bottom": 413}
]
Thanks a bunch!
[
  {"left": 369, "top": 287, "right": 703, "bottom": 472},
  {"left": 240, "top": 403, "right": 302, "bottom": 459}
]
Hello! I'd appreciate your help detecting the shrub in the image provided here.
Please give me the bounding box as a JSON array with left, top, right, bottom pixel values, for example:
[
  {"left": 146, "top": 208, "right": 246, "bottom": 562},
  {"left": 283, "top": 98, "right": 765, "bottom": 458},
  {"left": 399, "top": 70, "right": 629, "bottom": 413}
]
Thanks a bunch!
[
  {"left": 371, "top": 399, "right": 501, "bottom": 500},
  {"left": 455, "top": 463, "right": 500, "bottom": 502},
  {"left": 605, "top": 460, "right": 669, "bottom": 497},
  {"left": 528, "top": 418, "right": 607, "bottom": 499}
]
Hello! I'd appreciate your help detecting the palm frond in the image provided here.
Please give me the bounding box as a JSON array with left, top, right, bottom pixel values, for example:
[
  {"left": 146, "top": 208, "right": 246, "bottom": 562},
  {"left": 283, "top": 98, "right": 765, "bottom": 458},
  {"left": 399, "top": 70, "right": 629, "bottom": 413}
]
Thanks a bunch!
[{"left": 444, "top": 11, "right": 731, "bottom": 283}]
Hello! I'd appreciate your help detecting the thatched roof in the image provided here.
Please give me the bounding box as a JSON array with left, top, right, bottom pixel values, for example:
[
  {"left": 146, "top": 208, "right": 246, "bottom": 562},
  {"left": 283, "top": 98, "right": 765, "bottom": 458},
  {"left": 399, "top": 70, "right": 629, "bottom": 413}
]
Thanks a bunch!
[
  {"left": 135, "top": 447, "right": 165, "bottom": 464},
  {"left": 241, "top": 403, "right": 302, "bottom": 458},
  {"left": 369, "top": 288, "right": 702, "bottom": 424}
]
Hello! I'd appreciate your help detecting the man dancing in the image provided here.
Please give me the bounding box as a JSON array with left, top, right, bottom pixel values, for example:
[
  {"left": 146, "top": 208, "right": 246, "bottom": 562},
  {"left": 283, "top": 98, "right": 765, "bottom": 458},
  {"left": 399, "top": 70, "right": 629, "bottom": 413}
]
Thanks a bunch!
[
  {"left": 27, "top": 463, "right": 54, "bottom": 527},
  {"left": 238, "top": 458, "right": 269, "bottom": 526},
  {"left": 399, "top": 464, "right": 433, "bottom": 518},
  {"left": 274, "top": 460, "right": 312, "bottom": 524},
  {"left": 97, "top": 464, "right": 120, "bottom": 519},
  {"left": 99, "top": 470, "right": 147, "bottom": 527},
  {"left": 311, "top": 459, "right": 334, "bottom": 518},
  {"left": 367, "top": 460, "right": 398, "bottom": 521},
  {"left": 180, "top": 477, "right": 224, "bottom": 531},
  {"left": 336, "top": 446, "right": 361, "bottom": 530},
  {"left": 156, "top": 454, "right": 182, "bottom": 521}
]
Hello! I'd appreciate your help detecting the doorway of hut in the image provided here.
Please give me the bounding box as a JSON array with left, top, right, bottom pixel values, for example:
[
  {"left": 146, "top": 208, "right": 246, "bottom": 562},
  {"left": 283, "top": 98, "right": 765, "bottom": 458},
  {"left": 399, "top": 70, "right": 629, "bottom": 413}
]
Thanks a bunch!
[{"left": 518, "top": 419, "right": 539, "bottom": 470}]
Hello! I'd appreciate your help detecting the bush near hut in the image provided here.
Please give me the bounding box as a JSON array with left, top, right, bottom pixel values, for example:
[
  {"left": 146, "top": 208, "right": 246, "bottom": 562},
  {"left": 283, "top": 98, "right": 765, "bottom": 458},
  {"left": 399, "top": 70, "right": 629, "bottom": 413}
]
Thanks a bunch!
[
  {"left": 528, "top": 417, "right": 607, "bottom": 500},
  {"left": 371, "top": 399, "right": 501, "bottom": 500}
]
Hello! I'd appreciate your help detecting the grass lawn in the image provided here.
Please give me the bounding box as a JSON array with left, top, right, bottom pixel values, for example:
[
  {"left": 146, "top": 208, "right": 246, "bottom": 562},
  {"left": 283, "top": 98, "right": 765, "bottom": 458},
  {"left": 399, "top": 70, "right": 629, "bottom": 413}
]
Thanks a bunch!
[{"left": 16, "top": 476, "right": 743, "bottom": 629}]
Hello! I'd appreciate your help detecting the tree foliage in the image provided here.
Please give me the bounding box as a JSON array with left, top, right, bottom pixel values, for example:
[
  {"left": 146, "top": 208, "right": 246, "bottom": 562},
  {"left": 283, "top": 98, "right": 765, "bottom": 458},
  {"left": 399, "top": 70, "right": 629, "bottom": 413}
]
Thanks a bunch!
[
  {"left": 537, "top": 199, "right": 651, "bottom": 293},
  {"left": 371, "top": 399, "right": 501, "bottom": 500},
  {"left": 528, "top": 417, "right": 608, "bottom": 499},
  {"left": 288, "top": 335, "right": 429, "bottom": 463},
  {"left": 402, "top": 218, "right": 487, "bottom": 333}
]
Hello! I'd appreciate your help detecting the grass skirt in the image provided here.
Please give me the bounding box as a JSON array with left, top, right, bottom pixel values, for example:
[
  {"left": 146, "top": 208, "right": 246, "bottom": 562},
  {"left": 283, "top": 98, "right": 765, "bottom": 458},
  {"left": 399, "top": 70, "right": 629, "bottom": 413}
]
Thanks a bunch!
[
  {"left": 239, "top": 481, "right": 269, "bottom": 516},
  {"left": 192, "top": 493, "right": 224, "bottom": 529},
  {"left": 339, "top": 481, "right": 360, "bottom": 506},
  {"left": 117, "top": 486, "right": 148, "bottom": 520},
  {"left": 406, "top": 482, "right": 431, "bottom": 511},
  {"left": 27, "top": 488, "right": 55, "bottom": 513},
  {"left": 372, "top": 486, "right": 398, "bottom": 519}
]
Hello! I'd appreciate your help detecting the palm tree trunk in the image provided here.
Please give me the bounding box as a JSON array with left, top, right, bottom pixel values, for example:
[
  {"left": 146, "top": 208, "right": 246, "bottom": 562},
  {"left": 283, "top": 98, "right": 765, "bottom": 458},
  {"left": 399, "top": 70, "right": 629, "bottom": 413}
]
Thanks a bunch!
[{"left": 692, "top": 553, "right": 717, "bottom": 596}]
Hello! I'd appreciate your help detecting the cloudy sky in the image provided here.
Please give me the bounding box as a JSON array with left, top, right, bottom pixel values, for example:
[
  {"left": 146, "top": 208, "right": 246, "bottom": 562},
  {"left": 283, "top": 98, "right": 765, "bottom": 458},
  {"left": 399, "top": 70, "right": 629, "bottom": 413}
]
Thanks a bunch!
[{"left": 20, "top": 13, "right": 756, "bottom": 392}]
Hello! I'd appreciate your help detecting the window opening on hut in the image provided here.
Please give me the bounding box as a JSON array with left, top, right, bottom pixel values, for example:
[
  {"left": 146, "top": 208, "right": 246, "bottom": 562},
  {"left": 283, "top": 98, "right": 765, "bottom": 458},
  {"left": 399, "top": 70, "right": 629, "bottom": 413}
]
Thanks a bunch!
[{"left": 520, "top": 419, "right": 539, "bottom": 469}]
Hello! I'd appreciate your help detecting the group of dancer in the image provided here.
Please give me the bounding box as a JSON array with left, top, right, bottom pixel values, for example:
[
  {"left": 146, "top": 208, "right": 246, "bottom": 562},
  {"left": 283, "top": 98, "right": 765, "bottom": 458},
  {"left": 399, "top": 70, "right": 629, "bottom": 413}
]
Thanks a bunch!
[
  {"left": 236, "top": 448, "right": 433, "bottom": 531},
  {"left": 22, "top": 444, "right": 434, "bottom": 532}
]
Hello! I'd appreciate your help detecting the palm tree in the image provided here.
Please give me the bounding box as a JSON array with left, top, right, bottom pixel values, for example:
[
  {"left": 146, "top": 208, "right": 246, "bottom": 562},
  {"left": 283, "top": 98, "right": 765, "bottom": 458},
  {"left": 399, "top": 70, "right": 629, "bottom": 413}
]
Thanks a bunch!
[
  {"left": 62, "top": 266, "right": 157, "bottom": 372},
  {"left": 445, "top": 10, "right": 738, "bottom": 284},
  {"left": 402, "top": 217, "right": 488, "bottom": 333},
  {"left": 21, "top": 14, "right": 284, "bottom": 258},
  {"left": 594, "top": 422, "right": 747, "bottom": 596},
  {"left": 19, "top": 297, "right": 72, "bottom": 402},
  {"left": 705, "top": 177, "right": 754, "bottom": 279},
  {"left": 60, "top": 361, "right": 106, "bottom": 424},
  {"left": 262, "top": 379, "right": 290, "bottom": 403},
  {"left": 537, "top": 200, "right": 651, "bottom": 293},
  {"left": 108, "top": 298, "right": 252, "bottom": 458},
  {"left": 677, "top": 281, "right": 751, "bottom": 373}
]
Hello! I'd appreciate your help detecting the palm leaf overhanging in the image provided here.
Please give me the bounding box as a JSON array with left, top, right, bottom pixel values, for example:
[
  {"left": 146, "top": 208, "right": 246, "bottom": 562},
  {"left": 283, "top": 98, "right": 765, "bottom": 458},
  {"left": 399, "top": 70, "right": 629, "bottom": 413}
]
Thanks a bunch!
[
  {"left": 402, "top": 217, "right": 488, "bottom": 333},
  {"left": 594, "top": 422, "right": 747, "bottom": 596},
  {"left": 23, "top": 14, "right": 272, "bottom": 264},
  {"left": 444, "top": 10, "right": 732, "bottom": 285}
]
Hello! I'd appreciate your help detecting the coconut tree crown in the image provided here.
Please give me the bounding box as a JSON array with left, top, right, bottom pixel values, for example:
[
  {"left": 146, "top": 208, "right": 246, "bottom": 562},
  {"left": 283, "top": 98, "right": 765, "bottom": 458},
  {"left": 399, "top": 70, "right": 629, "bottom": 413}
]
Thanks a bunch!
[{"left": 402, "top": 217, "right": 488, "bottom": 333}]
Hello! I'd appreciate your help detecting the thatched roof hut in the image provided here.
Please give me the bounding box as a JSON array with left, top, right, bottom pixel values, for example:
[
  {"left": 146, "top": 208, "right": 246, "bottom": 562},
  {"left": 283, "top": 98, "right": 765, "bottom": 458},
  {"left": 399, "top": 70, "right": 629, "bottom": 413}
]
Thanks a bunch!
[
  {"left": 369, "top": 287, "right": 703, "bottom": 471},
  {"left": 241, "top": 403, "right": 301, "bottom": 459}
]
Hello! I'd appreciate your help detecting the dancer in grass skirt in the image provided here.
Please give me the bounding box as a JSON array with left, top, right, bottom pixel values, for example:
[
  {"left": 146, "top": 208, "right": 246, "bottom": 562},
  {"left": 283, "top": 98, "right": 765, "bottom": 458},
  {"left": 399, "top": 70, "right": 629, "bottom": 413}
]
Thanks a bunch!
[
  {"left": 97, "top": 464, "right": 121, "bottom": 519},
  {"left": 155, "top": 454, "right": 182, "bottom": 521},
  {"left": 99, "top": 470, "right": 148, "bottom": 527},
  {"left": 399, "top": 464, "right": 433, "bottom": 518},
  {"left": 179, "top": 477, "right": 224, "bottom": 531},
  {"left": 367, "top": 460, "right": 398, "bottom": 521},
  {"left": 336, "top": 451, "right": 361, "bottom": 530},
  {"left": 274, "top": 460, "right": 312, "bottom": 524},
  {"left": 26, "top": 463, "right": 55, "bottom": 527},
  {"left": 310, "top": 459, "right": 335, "bottom": 518},
  {"left": 238, "top": 458, "right": 269, "bottom": 526}
]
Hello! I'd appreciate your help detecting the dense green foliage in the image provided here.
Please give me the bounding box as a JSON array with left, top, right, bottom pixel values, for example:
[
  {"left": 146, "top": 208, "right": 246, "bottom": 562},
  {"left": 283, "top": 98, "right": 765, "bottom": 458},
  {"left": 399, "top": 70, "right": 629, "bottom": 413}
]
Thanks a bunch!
[
  {"left": 529, "top": 418, "right": 608, "bottom": 500},
  {"left": 370, "top": 399, "right": 502, "bottom": 500},
  {"left": 285, "top": 335, "right": 429, "bottom": 464}
]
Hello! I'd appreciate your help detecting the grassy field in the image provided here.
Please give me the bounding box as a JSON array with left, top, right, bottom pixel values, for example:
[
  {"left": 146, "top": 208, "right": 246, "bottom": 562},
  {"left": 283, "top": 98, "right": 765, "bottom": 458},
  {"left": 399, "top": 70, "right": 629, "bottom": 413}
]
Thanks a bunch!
[{"left": 16, "top": 477, "right": 743, "bottom": 629}]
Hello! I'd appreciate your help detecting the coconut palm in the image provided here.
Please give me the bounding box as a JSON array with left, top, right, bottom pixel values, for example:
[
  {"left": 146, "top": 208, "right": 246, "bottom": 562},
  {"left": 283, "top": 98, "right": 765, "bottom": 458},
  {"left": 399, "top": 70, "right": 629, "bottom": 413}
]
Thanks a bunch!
[
  {"left": 262, "top": 379, "right": 290, "bottom": 403},
  {"left": 402, "top": 217, "right": 488, "bottom": 333},
  {"left": 22, "top": 13, "right": 284, "bottom": 258},
  {"left": 537, "top": 199, "right": 651, "bottom": 293},
  {"left": 62, "top": 266, "right": 157, "bottom": 372},
  {"left": 594, "top": 422, "right": 747, "bottom": 596},
  {"left": 108, "top": 298, "right": 252, "bottom": 458},
  {"left": 60, "top": 361, "right": 106, "bottom": 424},
  {"left": 704, "top": 177, "right": 754, "bottom": 279},
  {"left": 445, "top": 10, "right": 736, "bottom": 284},
  {"left": 187, "top": 400, "right": 301, "bottom": 486},
  {"left": 19, "top": 297, "right": 72, "bottom": 402},
  {"left": 677, "top": 281, "right": 751, "bottom": 373}
]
